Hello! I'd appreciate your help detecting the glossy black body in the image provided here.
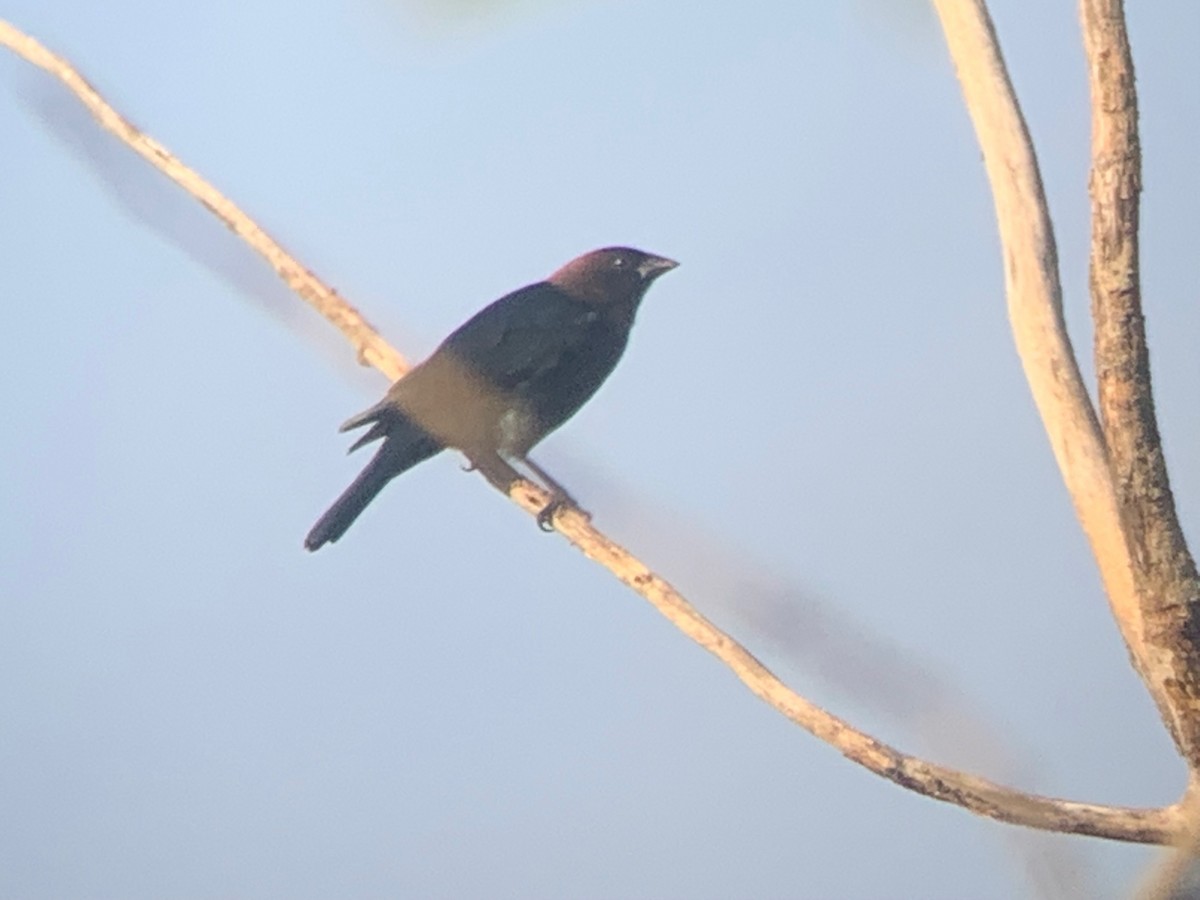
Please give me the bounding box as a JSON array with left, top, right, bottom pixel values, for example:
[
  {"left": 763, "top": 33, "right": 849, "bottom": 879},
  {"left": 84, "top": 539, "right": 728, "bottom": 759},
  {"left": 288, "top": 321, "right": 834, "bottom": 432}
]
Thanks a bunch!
[{"left": 304, "top": 247, "right": 676, "bottom": 549}]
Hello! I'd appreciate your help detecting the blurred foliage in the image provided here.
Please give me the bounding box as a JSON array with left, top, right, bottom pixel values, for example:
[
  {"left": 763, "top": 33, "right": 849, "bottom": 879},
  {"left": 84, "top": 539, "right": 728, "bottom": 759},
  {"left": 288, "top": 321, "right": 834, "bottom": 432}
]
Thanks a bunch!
[{"left": 374, "top": 0, "right": 566, "bottom": 38}]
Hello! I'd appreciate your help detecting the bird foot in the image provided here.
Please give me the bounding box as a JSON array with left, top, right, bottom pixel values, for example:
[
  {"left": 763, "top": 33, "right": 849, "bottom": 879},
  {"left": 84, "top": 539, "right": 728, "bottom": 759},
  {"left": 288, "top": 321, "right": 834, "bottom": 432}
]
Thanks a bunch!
[{"left": 536, "top": 495, "right": 591, "bottom": 532}]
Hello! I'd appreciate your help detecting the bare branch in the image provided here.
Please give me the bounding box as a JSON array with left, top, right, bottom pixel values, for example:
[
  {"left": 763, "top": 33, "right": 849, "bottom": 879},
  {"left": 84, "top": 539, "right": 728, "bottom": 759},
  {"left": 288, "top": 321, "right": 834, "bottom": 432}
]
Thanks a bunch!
[
  {"left": 925, "top": 0, "right": 1191, "bottom": 761},
  {"left": 1081, "top": 0, "right": 1200, "bottom": 772},
  {"left": 0, "top": 16, "right": 1182, "bottom": 843},
  {"left": 0, "top": 19, "right": 407, "bottom": 383},
  {"left": 538, "top": 496, "right": 1182, "bottom": 845}
]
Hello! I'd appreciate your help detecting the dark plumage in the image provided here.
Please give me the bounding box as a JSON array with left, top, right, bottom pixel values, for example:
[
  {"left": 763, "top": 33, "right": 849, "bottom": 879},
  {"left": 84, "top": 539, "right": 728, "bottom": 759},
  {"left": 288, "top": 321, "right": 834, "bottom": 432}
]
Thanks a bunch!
[{"left": 304, "top": 247, "right": 677, "bottom": 550}]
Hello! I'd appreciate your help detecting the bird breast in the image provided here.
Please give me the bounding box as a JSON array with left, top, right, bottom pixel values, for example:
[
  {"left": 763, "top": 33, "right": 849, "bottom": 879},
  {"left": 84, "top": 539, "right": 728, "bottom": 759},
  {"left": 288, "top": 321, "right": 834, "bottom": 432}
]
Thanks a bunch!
[
  {"left": 387, "top": 352, "right": 537, "bottom": 457},
  {"left": 495, "top": 404, "right": 540, "bottom": 458}
]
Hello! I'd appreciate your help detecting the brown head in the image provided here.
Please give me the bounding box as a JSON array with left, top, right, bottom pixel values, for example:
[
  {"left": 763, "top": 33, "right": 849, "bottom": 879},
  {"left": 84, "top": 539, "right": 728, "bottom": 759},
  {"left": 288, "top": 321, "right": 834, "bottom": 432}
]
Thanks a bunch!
[{"left": 547, "top": 247, "right": 678, "bottom": 309}]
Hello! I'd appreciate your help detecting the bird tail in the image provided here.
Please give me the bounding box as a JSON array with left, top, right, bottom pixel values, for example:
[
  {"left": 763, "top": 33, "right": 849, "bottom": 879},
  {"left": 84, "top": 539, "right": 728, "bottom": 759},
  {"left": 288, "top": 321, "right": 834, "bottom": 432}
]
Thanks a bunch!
[
  {"left": 339, "top": 401, "right": 392, "bottom": 452},
  {"left": 304, "top": 417, "right": 441, "bottom": 551}
]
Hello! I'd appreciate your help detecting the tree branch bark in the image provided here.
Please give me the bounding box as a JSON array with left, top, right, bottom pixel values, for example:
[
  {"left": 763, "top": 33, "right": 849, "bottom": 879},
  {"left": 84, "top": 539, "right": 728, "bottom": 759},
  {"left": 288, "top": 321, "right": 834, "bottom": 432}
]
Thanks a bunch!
[
  {"left": 1080, "top": 0, "right": 1200, "bottom": 775},
  {"left": 0, "top": 15, "right": 1183, "bottom": 844},
  {"left": 927, "top": 0, "right": 1195, "bottom": 772}
]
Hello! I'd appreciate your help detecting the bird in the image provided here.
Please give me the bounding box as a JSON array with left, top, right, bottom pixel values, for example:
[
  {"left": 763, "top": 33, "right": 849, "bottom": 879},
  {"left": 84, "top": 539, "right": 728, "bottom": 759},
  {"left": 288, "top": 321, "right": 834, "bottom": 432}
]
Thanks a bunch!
[{"left": 304, "top": 246, "right": 678, "bottom": 550}]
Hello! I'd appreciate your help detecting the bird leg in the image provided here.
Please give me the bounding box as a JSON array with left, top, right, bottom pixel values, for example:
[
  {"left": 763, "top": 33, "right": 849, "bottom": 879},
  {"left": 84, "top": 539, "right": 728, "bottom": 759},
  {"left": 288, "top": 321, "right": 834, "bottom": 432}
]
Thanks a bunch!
[
  {"left": 466, "top": 452, "right": 589, "bottom": 532},
  {"left": 468, "top": 453, "right": 524, "bottom": 493},
  {"left": 523, "top": 456, "right": 591, "bottom": 532},
  {"left": 522, "top": 457, "right": 578, "bottom": 504}
]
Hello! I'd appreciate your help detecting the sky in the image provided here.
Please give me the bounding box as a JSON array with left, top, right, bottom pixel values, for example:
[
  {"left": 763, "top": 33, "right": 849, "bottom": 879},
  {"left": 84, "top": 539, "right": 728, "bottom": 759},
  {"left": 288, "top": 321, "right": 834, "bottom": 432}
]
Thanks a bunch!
[{"left": 2, "top": 1, "right": 1198, "bottom": 897}]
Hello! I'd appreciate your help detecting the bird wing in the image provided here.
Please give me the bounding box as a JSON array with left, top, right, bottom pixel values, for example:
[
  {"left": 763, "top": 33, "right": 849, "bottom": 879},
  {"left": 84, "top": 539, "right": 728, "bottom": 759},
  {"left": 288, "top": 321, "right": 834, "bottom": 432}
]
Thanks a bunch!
[{"left": 437, "top": 282, "right": 595, "bottom": 393}]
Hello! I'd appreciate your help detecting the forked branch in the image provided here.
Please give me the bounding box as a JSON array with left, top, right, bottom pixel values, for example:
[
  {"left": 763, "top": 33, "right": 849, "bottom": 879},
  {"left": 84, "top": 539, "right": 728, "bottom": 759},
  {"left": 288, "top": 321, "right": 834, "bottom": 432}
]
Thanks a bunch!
[{"left": 928, "top": 0, "right": 1200, "bottom": 778}]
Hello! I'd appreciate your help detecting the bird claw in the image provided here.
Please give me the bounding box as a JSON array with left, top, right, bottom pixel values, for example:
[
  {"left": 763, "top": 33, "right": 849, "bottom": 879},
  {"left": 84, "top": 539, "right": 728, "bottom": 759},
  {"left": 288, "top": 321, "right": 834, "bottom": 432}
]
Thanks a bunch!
[
  {"left": 537, "top": 500, "right": 561, "bottom": 531},
  {"left": 536, "top": 496, "right": 591, "bottom": 532}
]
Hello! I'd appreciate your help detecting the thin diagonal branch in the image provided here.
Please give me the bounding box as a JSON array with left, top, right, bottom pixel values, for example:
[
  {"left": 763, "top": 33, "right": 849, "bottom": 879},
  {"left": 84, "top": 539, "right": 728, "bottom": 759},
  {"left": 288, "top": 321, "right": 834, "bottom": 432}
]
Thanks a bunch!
[
  {"left": 1081, "top": 0, "right": 1200, "bottom": 773},
  {"left": 0, "top": 19, "right": 406, "bottom": 383},
  {"left": 535, "top": 498, "right": 1182, "bottom": 846},
  {"left": 0, "top": 16, "right": 1181, "bottom": 844}
]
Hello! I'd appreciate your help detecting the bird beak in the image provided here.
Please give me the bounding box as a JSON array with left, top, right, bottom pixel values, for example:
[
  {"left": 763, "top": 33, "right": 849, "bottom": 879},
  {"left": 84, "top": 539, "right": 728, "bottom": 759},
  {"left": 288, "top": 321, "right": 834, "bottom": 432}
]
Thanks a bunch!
[{"left": 637, "top": 255, "right": 679, "bottom": 280}]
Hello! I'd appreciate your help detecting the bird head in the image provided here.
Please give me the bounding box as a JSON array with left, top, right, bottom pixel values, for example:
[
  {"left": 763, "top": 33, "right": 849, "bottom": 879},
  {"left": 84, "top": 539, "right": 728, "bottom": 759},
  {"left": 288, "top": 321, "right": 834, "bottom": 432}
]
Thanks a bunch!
[{"left": 548, "top": 247, "right": 678, "bottom": 308}]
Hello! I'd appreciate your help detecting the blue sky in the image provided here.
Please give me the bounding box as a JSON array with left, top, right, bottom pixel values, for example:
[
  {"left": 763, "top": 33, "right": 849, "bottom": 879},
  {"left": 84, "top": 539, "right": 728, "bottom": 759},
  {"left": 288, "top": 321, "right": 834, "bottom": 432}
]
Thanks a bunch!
[{"left": 2, "top": 1, "right": 1198, "bottom": 897}]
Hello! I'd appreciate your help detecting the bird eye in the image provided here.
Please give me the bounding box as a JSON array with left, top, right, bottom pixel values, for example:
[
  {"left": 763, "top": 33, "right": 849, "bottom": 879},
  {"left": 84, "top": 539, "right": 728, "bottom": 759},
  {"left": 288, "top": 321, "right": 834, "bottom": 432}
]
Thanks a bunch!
[{"left": 612, "top": 256, "right": 627, "bottom": 268}]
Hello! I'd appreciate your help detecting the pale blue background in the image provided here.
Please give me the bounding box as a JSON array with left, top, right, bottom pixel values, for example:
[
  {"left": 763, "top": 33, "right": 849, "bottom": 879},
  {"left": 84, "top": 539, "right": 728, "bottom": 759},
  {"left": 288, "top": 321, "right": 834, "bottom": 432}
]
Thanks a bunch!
[{"left": 2, "top": 2, "right": 1198, "bottom": 897}]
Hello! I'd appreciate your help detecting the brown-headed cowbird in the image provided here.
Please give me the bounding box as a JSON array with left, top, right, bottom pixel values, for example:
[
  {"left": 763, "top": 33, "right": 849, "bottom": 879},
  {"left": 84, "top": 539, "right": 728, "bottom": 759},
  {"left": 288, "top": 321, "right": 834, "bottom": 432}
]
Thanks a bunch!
[{"left": 304, "top": 246, "right": 677, "bottom": 550}]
